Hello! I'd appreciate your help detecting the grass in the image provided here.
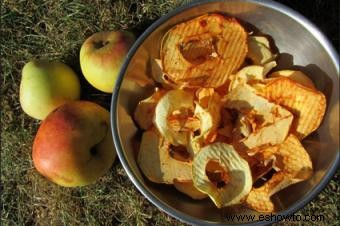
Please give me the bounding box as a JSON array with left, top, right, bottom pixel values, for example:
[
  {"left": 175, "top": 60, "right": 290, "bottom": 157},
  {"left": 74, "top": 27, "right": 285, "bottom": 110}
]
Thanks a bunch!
[{"left": 1, "top": 0, "right": 338, "bottom": 225}]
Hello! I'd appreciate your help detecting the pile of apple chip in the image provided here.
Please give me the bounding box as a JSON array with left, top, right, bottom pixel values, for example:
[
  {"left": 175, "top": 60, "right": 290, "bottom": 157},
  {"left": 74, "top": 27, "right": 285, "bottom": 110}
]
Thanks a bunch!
[{"left": 134, "top": 14, "right": 326, "bottom": 212}]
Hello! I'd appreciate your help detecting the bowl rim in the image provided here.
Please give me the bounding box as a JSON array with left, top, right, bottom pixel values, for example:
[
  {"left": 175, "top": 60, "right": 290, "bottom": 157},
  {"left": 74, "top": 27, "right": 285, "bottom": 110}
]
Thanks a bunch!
[{"left": 110, "top": 0, "right": 340, "bottom": 225}]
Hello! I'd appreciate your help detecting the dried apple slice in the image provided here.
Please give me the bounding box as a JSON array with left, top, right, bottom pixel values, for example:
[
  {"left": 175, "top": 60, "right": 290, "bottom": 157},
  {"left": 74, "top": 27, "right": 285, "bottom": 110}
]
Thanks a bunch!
[
  {"left": 154, "top": 89, "right": 194, "bottom": 146},
  {"left": 229, "top": 61, "right": 277, "bottom": 91},
  {"left": 226, "top": 84, "right": 293, "bottom": 149},
  {"left": 260, "top": 77, "right": 326, "bottom": 139},
  {"left": 245, "top": 134, "right": 313, "bottom": 212},
  {"left": 137, "top": 129, "right": 192, "bottom": 184},
  {"left": 173, "top": 179, "right": 208, "bottom": 200},
  {"left": 268, "top": 70, "right": 315, "bottom": 89},
  {"left": 161, "top": 13, "right": 247, "bottom": 88},
  {"left": 195, "top": 88, "right": 222, "bottom": 139},
  {"left": 188, "top": 88, "right": 221, "bottom": 154},
  {"left": 247, "top": 145, "right": 279, "bottom": 182},
  {"left": 247, "top": 36, "right": 276, "bottom": 65},
  {"left": 168, "top": 116, "right": 200, "bottom": 132},
  {"left": 134, "top": 88, "right": 166, "bottom": 129},
  {"left": 192, "top": 143, "right": 252, "bottom": 208},
  {"left": 150, "top": 58, "right": 179, "bottom": 88}
]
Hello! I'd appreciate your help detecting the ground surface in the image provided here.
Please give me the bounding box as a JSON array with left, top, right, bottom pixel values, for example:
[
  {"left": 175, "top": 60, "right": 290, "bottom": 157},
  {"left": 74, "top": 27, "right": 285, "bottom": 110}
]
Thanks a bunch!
[{"left": 1, "top": 0, "right": 338, "bottom": 225}]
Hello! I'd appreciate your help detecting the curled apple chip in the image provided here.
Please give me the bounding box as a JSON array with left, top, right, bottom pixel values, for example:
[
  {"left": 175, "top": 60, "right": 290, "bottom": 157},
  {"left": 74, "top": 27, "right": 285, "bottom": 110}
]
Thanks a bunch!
[
  {"left": 229, "top": 61, "right": 277, "bottom": 91},
  {"left": 192, "top": 143, "right": 252, "bottom": 208},
  {"left": 226, "top": 84, "right": 293, "bottom": 149},
  {"left": 134, "top": 88, "right": 166, "bottom": 130},
  {"left": 161, "top": 13, "right": 247, "bottom": 88},
  {"left": 260, "top": 77, "right": 326, "bottom": 139},
  {"left": 268, "top": 70, "right": 315, "bottom": 89},
  {"left": 150, "top": 58, "right": 179, "bottom": 88},
  {"left": 173, "top": 179, "right": 208, "bottom": 200},
  {"left": 154, "top": 89, "right": 194, "bottom": 146},
  {"left": 168, "top": 116, "right": 200, "bottom": 132},
  {"left": 246, "top": 36, "right": 276, "bottom": 65},
  {"left": 245, "top": 134, "right": 313, "bottom": 212},
  {"left": 247, "top": 145, "right": 279, "bottom": 182},
  {"left": 195, "top": 88, "right": 222, "bottom": 140},
  {"left": 188, "top": 88, "right": 222, "bottom": 154},
  {"left": 137, "top": 129, "right": 192, "bottom": 184}
]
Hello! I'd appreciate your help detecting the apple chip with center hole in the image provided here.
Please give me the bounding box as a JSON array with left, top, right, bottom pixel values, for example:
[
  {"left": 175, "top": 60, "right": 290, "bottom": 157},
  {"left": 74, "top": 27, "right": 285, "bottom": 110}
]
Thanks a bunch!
[
  {"left": 245, "top": 134, "right": 313, "bottom": 212},
  {"left": 137, "top": 129, "right": 192, "bottom": 184},
  {"left": 161, "top": 13, "right": 247, "bottom": 88},
  {"left": 260, "top": 77, "right": 326, "bottom": 139},
  {"left": 154, "top": 89, "right": 194, "bottom": 146},
  {"left": 192, "top": 142, "right": 252, "bottom": 208}
]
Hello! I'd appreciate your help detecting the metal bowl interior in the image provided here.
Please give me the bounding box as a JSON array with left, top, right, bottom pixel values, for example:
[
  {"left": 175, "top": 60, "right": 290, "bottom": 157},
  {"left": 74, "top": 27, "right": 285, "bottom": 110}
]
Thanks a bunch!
[{"left": 111, "top": 0, "right": 339, "bottom": 225}]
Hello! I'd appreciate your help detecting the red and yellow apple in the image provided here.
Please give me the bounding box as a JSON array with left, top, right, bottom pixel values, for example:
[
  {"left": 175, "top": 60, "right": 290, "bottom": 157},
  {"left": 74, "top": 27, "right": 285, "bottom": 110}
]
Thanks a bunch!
[
  {"left": 32, "top": 101, "right": 117, "bottom": 187},
  {"left": 80, "top": 31, "right": 135, "bottom": 93},
  {"left": 20, "top": 60, "right": 81, "bottom": 120}
]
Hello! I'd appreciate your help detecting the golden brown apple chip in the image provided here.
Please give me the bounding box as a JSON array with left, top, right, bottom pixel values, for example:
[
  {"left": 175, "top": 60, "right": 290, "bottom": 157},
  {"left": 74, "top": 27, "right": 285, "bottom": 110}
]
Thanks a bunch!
[
  {"left": 247, "top": 145, "right": 279, "bottom": 182},
  {"left": 161, "top": 13, "right": 247, "bottom": 88},
  {"left": 245, "top": 134, "right": 313, "bottom": 212},
  {"left": 229, "top": 61, "right": 277, "bottom": 91},
  {"left": 173, "top": 179, "right": 208, "bottom": 200},
  {"left": 246, "top": 36, "right": 277, "bottom": 65},
  {"left": 268, "top": 70, "right": 316, "bottom": 89},
  {"left": 192, "top": 143, "right": 252, "bottom": 208},
  {"left": 137, "top": 129, "right": 192, "bottom": 184},
  {"left": 134, "top": 88, "right": 166, "bottom": 130},
  {"left": 188, "top": 88, "right": 221, "bottom": 154},
  {"left": 168, "top": 116, "right": 200, "bottom": 132},
  {"left": 260, "top": 77, "right": 326, "bottom": 139},
  {"left": 154, "top": 89, "right": 194, "bottom": 146},
  {"left": 150, "top": 58, "right": 179, "bottom": 89},
  {"left": 226, "top": 84, "right": 293, "bottom": 149}
]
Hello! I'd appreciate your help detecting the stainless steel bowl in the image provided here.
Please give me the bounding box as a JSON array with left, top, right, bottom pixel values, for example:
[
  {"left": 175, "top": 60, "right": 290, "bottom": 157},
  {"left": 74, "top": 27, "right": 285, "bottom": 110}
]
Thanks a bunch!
[{"left": 111, "top": 0, "right": 339, "bottom": 225}]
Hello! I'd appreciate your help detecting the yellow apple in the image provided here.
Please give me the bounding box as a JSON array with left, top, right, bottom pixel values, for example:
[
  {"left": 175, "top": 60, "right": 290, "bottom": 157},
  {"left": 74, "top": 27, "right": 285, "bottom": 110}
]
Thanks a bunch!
[
  {"left": 32, "top": 101, "right": 117, "bottom": 187},
  {"left": 20, "top": 60, "right": 81, "bottom": 120},
  {"left": 80, "top": 31, "right": 135, "bottom": 93}
]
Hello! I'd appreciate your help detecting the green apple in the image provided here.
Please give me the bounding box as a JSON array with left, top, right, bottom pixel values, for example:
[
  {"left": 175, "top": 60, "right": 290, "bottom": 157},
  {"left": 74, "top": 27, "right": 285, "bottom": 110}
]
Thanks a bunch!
[
  {"left": 32, "top": 101, "right": 117, "bottom": 187},
  {"left": 20, "top": 60, "right": 81, "bottom": 120},
  {"left": 80, "top": 31, "right": 135, "bottom": 93}
]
